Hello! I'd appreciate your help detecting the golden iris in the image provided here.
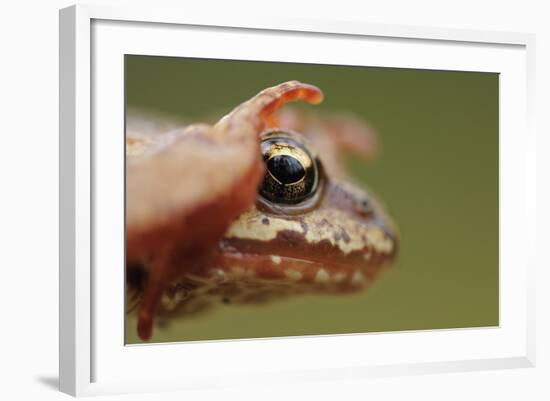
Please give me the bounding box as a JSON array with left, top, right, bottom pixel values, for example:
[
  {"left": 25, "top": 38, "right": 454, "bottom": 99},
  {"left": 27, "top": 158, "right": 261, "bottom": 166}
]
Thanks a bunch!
[{"left": 259, "top": 132, "right": 320, "bottom": 204}]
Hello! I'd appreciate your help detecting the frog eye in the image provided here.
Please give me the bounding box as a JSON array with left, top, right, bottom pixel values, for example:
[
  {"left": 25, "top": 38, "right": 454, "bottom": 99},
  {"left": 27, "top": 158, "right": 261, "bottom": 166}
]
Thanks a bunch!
[{"left": 259, "top": 132, "right": 321, "bottom": 205}]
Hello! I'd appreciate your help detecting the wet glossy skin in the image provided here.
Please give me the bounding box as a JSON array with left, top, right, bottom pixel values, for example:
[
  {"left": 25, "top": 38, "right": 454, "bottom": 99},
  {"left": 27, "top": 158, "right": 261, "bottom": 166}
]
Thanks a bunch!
[{"left": 126, "top": 81, "right": 398, "bottom": 340}]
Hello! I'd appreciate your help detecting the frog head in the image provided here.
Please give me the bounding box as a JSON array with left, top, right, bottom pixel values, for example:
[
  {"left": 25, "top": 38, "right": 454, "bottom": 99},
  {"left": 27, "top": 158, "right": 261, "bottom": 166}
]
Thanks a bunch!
[{"left": 215, "top": 128, "right": 398, "bottom": 292}]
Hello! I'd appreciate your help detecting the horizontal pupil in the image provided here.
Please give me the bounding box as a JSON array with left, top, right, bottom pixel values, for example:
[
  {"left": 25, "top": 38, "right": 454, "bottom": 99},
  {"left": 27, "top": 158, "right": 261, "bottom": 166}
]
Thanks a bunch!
[{"left": 267, "top": 155, "right": 305, "bottom": 184}]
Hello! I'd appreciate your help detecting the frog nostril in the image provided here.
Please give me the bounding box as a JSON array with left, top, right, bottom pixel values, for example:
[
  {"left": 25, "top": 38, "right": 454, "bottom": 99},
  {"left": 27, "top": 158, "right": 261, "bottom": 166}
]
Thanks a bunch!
[{"left": 357, "top": 199, "right": 372, "bottom": 215}]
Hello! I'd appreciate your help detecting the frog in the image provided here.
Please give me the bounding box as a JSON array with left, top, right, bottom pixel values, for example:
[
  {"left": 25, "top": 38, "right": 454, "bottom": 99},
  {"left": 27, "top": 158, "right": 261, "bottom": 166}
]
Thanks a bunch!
[{"left": 126, "top": 81, "right": 398, "bottom": 341}]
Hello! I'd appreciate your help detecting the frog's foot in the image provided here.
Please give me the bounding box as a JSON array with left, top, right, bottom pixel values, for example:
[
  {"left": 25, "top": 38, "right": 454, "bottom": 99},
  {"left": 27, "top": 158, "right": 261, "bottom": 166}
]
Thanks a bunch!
[
  {"left": 213, "top": 80, "right": 323, "bottom": 139},
  {"left": 318, "top": 112, "right": 379, "bottom": 160},
  {"left": 266, "top": 108, "right": 379, "bottom": 178}
]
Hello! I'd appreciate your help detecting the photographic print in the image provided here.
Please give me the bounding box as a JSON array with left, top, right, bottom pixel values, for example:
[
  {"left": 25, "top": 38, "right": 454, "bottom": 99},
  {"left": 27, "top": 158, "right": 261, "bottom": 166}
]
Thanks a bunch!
[{"left": 125, "top": 56, "right": 498, "bottom": 344}]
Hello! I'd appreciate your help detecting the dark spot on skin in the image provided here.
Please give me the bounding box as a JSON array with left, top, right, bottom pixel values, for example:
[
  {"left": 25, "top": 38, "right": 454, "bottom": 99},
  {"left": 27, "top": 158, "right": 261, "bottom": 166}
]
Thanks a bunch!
[
  {"left": 298, "top": 219, "right": 308, "bottom": 234},
  {"left": 341, "top": 229, "right": 351, "bottom": 244},
  {"left": 222, "top": 297, "right": 231, "bottom": 304},
  {"left": 262, "top": 217, "right": 270, "bottom": 225},
  {"left": 353, "top": 198, "right": 372, "bottom": 217},
  {"left": 278, "top": 230, "right": 303, "bottom": 246},
  {"left": 333, "top": 232, "right": 341, "bottom": 242}
]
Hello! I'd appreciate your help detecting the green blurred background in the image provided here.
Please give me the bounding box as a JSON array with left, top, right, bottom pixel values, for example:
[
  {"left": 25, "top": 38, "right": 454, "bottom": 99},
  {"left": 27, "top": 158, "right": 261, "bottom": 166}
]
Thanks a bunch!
[{"left": 125, "top": 55, "right": 499, "bottom": 344}]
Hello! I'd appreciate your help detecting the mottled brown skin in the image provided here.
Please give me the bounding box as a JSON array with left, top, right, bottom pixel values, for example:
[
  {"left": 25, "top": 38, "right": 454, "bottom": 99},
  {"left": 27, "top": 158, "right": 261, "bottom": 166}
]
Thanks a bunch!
[
  {"left": 212, "top": 176, "right": 397, "bottom": 295},
  {"left": 219, "top": 182, "right": 396, "bottom": 275},
  {"left": 126, "top": 81, "right": 324, "bottom": 340}
]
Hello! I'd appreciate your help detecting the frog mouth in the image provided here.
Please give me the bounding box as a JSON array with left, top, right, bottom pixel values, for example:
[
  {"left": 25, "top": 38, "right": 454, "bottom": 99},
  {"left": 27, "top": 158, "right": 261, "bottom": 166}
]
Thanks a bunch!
[{"left": 212, "top": 242, "right": 392, "bottom": 290}]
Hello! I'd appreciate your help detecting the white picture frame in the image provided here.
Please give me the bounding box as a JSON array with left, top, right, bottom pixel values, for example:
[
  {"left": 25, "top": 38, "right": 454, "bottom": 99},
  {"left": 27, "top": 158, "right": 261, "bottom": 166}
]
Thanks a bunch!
[{"left": 59, "top": 3, "right": 536, "bottom": 397}]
